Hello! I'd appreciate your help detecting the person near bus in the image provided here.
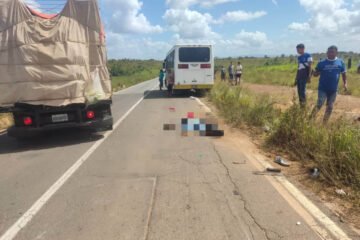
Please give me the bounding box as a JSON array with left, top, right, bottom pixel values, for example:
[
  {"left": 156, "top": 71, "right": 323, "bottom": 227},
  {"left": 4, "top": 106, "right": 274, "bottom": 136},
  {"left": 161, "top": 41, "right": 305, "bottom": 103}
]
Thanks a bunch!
[
  {"left": 311, "top": 45, "right": 347, "bottom": 123},
  {"left": 228, "top": 62, "right": 234, "bottom": 84},
  {"left": 167, "top": 74, "right": 174, "bottom": 97},
  {"left": 358, "top": 62, "right": 360, "bottom": 74},
  {"left": 235, "top": 62, "right": 243, "bottom": 85},
  {"left": 295, "top": 43, "right": 313, "bottom": 105},
  {"left": 159, "top": 69, "right": 165, "bottom": 91},
  {"left": 221, "top": 66, "right": 226, "bottom": 81}
]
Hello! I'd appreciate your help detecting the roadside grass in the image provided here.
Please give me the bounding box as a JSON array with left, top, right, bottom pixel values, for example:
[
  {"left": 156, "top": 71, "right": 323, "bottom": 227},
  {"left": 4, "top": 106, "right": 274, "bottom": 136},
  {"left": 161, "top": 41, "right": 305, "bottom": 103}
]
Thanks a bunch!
[
  {"left": 209, "top": 82, "right": 360, "bottom": 206},
  {"left": 215, "top": 56, "right": 360, "bottom": 97},
  {"left": 108, "top": 59, "right": 162, "bottom": 91},
  {"left": 0, "top": 113, "right": 13, "bottom": 130}
]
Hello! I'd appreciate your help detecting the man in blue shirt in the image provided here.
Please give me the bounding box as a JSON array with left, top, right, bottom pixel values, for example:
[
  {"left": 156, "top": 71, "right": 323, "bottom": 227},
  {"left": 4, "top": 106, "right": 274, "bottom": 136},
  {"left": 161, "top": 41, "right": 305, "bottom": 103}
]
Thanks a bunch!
[
  {"left": 311, "top": 46, "right": 348, "bottom": 122},
  {"left": 295, "top": 44, "right": 313, "bottom": 105}
]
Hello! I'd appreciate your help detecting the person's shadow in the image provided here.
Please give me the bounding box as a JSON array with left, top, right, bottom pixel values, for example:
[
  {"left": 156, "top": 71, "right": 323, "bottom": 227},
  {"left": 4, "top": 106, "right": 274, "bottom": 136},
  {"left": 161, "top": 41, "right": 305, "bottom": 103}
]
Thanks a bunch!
[{"left": 144, "top": 89, "right": 207, "bottom": 100}]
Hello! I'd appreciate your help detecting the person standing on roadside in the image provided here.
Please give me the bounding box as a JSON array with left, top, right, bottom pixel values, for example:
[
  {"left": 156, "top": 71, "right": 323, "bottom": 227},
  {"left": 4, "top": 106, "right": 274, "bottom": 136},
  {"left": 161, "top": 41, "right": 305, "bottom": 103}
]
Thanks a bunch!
[
  {"left": 295, "top": 44, "right": 313, "bottom": 105},
  {"left": 311, "top": 46, "right": 347, "bottom": 123},
  {"left": 159, "top": 69, "right": 165, "bottom": 91},
  {"left": 235, "top": 61, "right": 243, "bottom": 85},
  {"left": 221, "top": 66, "right": 226, "bottom": 81},
  {"left": 357, "top": 62, "right": 360, "bottom": 74},
  {"left": 228, "top": 62, "right": 234, "bottom": 84}
]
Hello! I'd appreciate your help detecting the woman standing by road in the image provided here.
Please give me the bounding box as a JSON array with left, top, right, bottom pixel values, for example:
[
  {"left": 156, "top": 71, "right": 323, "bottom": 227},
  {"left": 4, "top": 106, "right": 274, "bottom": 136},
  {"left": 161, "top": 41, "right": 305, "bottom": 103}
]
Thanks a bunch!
[{"left": 159, "top": 69, "right": 165, "bottom": 91}]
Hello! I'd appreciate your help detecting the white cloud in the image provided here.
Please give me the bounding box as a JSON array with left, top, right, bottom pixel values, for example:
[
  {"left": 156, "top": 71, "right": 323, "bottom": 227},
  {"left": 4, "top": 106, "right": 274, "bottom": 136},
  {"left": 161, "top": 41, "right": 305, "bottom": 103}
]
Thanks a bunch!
[
  {"left": 163, "top": 9, "right": 219, "bottom": 39},
  {"left": 288, "top": 0, "right": 360, "bottom": 35},
  {"left": 166, "top": 0, "right": 237, "bottom": 9},
  {"left": 218, "top": 10, "right": 267, "bottom": 23},
  {"left": 103, "top": 0, "right": 162, "bottom": 34},
  {"left": 235, "top": 30, "right": 270, "bottom": 47},
  {"left": 24, "top": 0, "right": 41, "bottom": 11},
  {"left": 288, "top": 22, "right": 310, "bottom": 31},
  {"left": 106, "top": 32, "right": 171, "bottom": 59}
]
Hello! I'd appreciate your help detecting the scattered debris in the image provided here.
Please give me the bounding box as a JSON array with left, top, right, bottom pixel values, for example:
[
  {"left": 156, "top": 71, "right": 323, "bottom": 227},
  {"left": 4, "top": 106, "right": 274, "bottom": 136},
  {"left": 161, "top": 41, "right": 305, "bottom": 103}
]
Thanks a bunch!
[
  {"left": 274, "top": 156, "right": 291, "bottom": 167},
  {"left": 253, "top": 171, "right": 282, "bottom": 176},
  {"left": 187, "top": 112, "right": 195, "bottom": 119},
  {"left": 263, "top": 125, "right": 271, "bottom": 133},
  {"left": 266, "top": 167, "right": 282, "bottom": 173},
  {"left": 232, "top": 161, "right": 246, "bottom": 165},
  {"left": 169, "top": 107, "right": 176, "bottom": 112},
  {"left": 310, "top": 168, "right": 320, "bottom": 178},
  {"left": 335, "top": 189, "right": 347, "bottom": 196},
  {"left": 163, "top": 124, "right": 176, "bottom": 131},
  {"left": 296, "top": 221, "right": 301, "bottom": 226},
  {"left": 233, "top": 190, "right": 240, "bottom": 196}
]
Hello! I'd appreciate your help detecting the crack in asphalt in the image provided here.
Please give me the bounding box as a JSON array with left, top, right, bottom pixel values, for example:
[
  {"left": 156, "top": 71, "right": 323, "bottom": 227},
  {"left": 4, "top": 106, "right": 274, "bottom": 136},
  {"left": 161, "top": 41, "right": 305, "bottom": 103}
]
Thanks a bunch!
[{"left": 212, "top": 144, "right": 284, "bottom": 240}]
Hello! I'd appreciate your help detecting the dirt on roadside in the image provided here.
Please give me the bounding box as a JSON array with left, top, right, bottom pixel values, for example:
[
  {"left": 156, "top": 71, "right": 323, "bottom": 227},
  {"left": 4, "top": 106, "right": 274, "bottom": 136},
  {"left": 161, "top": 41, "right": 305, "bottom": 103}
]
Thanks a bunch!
[{"left": 243, "top": 83, "right": 360, "bottom": 122}]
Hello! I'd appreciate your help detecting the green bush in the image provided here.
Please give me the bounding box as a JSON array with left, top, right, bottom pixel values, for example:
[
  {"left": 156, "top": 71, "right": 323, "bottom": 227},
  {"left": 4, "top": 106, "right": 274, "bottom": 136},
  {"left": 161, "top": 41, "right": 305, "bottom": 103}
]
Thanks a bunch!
[
  {"left": 209, "top": 82, "right": 280, "bottom": 128},
  {"left": 270, "top": 104, "right": 360, "bottom": 189},
  {"left": 210, "top": 82, "right": 360, "bottom": 191}
]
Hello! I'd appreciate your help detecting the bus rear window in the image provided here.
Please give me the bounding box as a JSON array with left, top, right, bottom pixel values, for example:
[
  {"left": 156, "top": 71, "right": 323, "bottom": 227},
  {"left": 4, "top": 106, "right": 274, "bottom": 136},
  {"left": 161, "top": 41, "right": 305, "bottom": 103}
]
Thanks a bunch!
[{"left": 179, "top": 47, "right": 210, "bottom": 62}]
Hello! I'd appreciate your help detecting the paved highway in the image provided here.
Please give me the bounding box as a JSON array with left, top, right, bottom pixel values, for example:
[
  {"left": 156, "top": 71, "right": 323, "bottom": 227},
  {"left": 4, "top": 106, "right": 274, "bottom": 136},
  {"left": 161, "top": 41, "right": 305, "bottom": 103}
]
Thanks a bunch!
[{"left": 0, "top": 79, "right": 354, "bottom": 240}]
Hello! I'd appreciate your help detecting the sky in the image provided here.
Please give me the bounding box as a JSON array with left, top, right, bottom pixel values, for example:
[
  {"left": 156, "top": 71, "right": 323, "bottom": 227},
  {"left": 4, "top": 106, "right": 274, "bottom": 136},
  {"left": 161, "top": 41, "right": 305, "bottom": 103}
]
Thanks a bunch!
[{"left": 26, "top": 0, "right": 360, "bottom": 59}]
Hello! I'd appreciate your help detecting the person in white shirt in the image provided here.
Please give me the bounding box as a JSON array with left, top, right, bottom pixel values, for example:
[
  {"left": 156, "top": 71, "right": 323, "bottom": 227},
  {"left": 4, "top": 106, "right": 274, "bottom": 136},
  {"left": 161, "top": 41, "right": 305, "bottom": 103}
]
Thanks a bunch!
[{"left": 235, "top": 62, "right": 243, "bottom": 85}]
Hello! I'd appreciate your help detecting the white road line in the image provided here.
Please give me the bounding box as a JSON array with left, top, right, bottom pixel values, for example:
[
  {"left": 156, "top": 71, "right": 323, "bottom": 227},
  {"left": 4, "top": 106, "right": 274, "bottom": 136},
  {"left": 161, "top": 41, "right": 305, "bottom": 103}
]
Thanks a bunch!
[
  {"left": 0, "top": 84, "right": 158, "bottom": 240},
  {"left": 113, "top": 78, "right": 157, "bottom": 95},
  {"left": 193, "top": 97, "right": 351, "bottom": 240},
  {"left": 193, "top": 97, "right": 212, "bottom": 113}
]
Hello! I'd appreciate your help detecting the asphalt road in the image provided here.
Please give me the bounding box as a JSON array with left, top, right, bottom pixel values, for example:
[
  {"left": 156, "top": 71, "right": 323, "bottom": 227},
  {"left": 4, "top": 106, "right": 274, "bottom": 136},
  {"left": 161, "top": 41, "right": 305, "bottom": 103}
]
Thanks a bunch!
[{"left": 0, "top": 79, "right": 352, "bottom": 240}]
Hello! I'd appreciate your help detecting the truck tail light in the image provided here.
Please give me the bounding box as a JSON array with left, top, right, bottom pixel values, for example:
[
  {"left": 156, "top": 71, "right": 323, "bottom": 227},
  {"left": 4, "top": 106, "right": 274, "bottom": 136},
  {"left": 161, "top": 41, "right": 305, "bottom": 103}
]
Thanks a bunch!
[
  {"left": 23, "top": 117, "right": 33, "bottom": 126},
  {"left": 86, "top": 111, "right": 95, "bottom": 119},
  {"left": 200, "top": 64, "right": 211, "bottom": 69},
  {"left": 178, "top": 64, "right": 189, "bottom": 69}
]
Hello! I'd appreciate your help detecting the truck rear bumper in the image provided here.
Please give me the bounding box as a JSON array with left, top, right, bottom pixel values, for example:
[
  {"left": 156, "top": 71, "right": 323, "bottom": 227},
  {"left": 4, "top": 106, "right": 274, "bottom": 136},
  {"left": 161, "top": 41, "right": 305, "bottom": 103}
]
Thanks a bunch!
[{"left": 8, "top": 115, "right": 113, "bottom": 138}]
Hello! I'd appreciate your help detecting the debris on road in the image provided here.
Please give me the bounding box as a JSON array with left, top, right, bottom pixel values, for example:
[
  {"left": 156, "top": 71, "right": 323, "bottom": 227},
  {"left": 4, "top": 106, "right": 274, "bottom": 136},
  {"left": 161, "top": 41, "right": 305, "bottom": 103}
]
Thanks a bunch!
[
  {"left": 163, "top": 124, "right": 176, "bottom": 131},
  {"left": 232, "top": 161, "right": 246, "bottom": 165},
  {"left": 266, "top": 167, "right": 282, "bottom": 173},
  {"left": 253, "top": 170, "right": 282, "bottom": 176},
  {"left": 310, "top": 168, "right": 320, "bottom": 178},
  {"left": 263, "top": 125, "right": 271, "bottom": 133},
  {"left": 335, "top": 189, "right": 347, "bottom": 196},
  {"left": 190, "top": 96, "right": 196, "bottom": 100},
  {"left": 274, "top": 156, "right": 291, "bottom": 167},
  {"left": 297, "top": 221, "right": 302, "bottom": 226},
  {"left": 169, "top": 107, "right": 176, "bottom": 112}
]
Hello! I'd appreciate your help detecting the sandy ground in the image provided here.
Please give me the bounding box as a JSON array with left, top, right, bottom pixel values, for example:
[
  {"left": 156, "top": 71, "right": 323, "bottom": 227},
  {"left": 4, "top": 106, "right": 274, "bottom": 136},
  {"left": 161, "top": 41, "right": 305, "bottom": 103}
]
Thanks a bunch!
[{"left": 243, "top": 83, "right": 360, "bottom": 122}]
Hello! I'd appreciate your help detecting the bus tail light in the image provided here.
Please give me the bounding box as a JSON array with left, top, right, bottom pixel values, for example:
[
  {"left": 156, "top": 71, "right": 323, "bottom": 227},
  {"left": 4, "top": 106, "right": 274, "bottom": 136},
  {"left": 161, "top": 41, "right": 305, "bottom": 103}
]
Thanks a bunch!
[
  {"left": 201, "top": 64, "right": 211, "bottom": 69},
  {"left": 178, "top": 64, "right": 189, "bottom": 69}
]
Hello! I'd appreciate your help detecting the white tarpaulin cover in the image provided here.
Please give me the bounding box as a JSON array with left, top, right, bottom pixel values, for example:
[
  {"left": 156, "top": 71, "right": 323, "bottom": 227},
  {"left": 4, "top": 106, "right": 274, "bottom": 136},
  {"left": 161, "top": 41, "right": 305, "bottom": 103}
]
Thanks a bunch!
[{"left": 0, "top": 0, "right": 111, "bottom": 107}]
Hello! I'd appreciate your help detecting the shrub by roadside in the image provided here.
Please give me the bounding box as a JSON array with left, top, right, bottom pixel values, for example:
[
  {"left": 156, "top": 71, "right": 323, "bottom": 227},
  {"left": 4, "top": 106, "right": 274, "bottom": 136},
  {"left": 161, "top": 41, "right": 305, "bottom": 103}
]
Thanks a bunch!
[{"left": 209, "top": 82, "right": 360, "bottom": 197}]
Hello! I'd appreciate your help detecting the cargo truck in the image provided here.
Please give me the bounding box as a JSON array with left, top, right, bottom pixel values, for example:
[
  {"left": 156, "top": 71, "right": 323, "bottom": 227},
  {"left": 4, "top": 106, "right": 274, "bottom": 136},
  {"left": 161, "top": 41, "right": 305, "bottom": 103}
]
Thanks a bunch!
[{"left": 0, "top": 0, "right": 113, "bottom": 138}]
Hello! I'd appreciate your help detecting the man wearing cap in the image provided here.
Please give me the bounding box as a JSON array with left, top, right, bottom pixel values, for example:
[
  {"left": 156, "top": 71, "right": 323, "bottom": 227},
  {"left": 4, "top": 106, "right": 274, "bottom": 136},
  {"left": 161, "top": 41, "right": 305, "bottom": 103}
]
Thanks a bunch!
[
  {"left": 311, "top": 45, "right": 347, "bottom": 122},
  {"left": 295, "top": 44, "right": 313, "bottom": 105}
]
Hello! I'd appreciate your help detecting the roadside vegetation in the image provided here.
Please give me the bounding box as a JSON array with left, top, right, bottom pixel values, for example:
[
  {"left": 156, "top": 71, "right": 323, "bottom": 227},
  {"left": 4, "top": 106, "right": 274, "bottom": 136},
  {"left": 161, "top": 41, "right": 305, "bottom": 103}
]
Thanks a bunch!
[
  {"left": 108, "top": 59, "right": 162, "bottom": 91},
  {"left": 209, "top": 82, "right": 360, "bottom": 207},
  {"left": 215, "top": 53, "right": 360, "bottom": 97}
]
